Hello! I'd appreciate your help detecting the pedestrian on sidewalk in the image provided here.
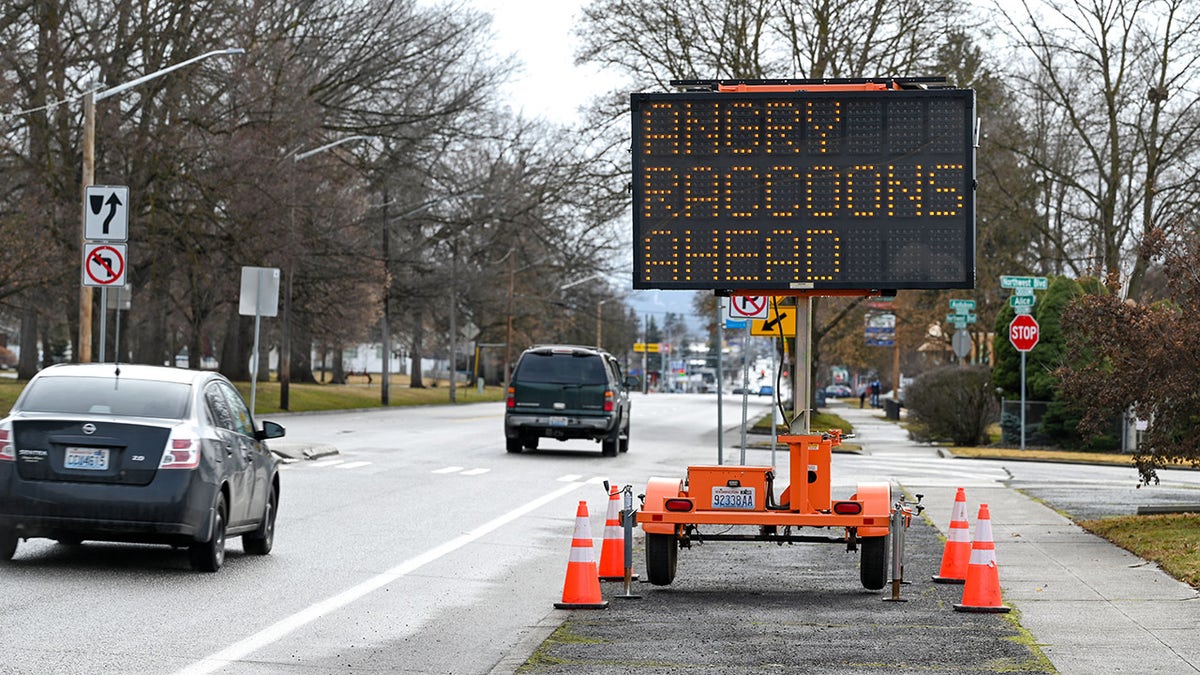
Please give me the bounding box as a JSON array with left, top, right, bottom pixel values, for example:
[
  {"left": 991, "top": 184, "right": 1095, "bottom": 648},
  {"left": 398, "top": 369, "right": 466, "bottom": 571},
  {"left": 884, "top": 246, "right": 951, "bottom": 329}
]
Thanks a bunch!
[{"left": 859, "top": 386, "right": 867, "bottom": 408}]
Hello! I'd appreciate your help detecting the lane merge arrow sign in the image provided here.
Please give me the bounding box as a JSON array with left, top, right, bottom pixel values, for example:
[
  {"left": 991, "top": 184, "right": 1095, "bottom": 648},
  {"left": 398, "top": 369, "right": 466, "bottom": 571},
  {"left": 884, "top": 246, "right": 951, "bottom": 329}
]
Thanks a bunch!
[{"left": 85, "top": 185, "right": 129, "bottom": 241}]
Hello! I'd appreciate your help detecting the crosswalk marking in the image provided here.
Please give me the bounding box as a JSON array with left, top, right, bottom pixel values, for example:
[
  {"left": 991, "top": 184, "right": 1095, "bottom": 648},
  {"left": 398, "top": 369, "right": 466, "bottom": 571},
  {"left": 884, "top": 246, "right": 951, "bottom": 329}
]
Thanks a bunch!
[
  {"left": 432, "top": 466, "right": 465, "bottom": 474},
  {"left": 461, "top": 468, "right": 491, "bottom": 476},
  {"left": 335, "top": 461, "right": 372, "bottom": 470}
]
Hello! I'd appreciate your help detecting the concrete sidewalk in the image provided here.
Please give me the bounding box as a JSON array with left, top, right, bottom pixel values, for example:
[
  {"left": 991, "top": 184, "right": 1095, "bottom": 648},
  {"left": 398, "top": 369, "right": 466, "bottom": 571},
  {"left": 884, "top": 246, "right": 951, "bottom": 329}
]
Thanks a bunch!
[{"left": 833, "top": 402, "right": 1200, "bottom": 674}]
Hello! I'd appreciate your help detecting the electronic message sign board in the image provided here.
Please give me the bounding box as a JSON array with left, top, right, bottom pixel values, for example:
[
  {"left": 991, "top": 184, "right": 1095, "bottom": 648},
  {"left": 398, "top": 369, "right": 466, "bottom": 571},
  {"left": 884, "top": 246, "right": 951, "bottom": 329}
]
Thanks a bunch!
[{"left": 631, "top": 85, "right": 976, "bottom": 290}]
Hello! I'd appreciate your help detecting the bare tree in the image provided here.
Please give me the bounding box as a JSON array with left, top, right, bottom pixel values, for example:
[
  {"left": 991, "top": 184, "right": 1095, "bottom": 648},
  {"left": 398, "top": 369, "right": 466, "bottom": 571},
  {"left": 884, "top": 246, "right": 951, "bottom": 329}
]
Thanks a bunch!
[{"left": 994, "top": 0, "right": 1200, "bottom": 300}]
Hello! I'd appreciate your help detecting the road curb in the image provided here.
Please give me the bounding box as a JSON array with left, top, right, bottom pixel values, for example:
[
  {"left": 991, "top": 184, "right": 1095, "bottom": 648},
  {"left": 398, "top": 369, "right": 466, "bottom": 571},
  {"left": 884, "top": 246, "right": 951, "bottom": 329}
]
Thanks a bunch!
[{"left": 269, "top": 441, "right": 339, "bottom": 461}]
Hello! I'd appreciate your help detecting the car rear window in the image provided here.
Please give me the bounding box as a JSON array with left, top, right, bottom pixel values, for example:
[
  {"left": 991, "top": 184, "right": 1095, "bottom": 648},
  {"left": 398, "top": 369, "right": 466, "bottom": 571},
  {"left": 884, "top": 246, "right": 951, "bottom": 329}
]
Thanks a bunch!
[
  {"left": 18, "top": 377, "right": 192, "bottom": 419},
  {"left": 515, "top": 353, "right": 608, "bottom": 385}
]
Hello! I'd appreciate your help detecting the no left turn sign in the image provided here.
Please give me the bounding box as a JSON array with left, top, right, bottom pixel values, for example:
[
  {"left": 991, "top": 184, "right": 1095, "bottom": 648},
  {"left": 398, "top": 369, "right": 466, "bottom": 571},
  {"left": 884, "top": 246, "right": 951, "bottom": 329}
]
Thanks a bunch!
[{"left": 82, "top": 243, "right": 127, "bottom": 287}]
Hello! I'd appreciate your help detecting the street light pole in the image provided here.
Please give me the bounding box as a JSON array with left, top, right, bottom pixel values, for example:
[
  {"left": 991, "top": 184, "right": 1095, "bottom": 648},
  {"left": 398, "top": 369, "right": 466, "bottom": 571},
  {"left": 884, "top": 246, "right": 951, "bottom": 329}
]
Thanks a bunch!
[
  {"left": 378, "top": 193, "right": 482, "bottom": 404},
  {"left": 281, "top": 135, "right": 372, "bottom": 410},
  {"left": 78, "top": 47, "right": 244, "bottom": 363},
  {"left": 596, "top": 299, "right": 609, "bottom": 348}
]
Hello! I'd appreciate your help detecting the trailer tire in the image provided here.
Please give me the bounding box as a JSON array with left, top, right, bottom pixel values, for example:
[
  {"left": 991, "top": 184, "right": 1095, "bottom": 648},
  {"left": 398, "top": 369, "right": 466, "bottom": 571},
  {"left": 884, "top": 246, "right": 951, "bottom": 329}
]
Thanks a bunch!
[
  {"left": 860, "top": 534, "right": 888, "bottom": 590},
  {"left": 645, "top": 532, "right": 678, "bottom": 585}
]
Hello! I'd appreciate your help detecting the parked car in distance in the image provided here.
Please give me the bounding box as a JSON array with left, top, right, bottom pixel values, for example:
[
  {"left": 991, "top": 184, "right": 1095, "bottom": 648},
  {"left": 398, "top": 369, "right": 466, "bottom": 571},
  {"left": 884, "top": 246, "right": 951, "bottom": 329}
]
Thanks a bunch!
[
  {"left": 757, "top": 385, "right": 774, "bottom": 397},
  {"left": 0, "top": 363, "right": 284, "bottom": 572},
  {"left": 504, "top": 345, "right": 636, "bottom": 457},
  {"left": 824, "top": 384, "right": 854, "bottom": 398}
]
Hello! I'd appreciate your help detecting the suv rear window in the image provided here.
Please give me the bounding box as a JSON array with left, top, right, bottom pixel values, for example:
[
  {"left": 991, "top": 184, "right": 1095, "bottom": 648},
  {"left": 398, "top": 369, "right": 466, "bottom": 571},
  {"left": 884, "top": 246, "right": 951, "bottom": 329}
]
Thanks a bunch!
[
  {"left": 18, "top": 377, "right": 192, "bottom": 419},
  {"left": 514, "top": 352, "right": 608, "bottom": 385}
]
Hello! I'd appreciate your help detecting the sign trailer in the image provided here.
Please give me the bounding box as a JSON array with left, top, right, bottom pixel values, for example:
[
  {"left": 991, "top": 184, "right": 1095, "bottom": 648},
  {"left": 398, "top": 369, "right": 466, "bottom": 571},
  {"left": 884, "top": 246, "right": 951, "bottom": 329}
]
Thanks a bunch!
[{"left": 631, "top": 79, "right": 974, "bottom": 597}]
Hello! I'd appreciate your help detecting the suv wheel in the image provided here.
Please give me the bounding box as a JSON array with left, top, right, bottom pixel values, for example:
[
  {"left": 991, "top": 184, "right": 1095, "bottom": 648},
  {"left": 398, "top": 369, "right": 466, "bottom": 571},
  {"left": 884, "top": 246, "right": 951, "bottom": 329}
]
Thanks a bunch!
[
  {"left": 619, "top": 421, "right": 630, "bottom": 453},
  {"left": 506, "top": 438, "right": 523, "bottom": 453},
  {"left": 601, "top": 434, "right": 619, "bottom": 457}
]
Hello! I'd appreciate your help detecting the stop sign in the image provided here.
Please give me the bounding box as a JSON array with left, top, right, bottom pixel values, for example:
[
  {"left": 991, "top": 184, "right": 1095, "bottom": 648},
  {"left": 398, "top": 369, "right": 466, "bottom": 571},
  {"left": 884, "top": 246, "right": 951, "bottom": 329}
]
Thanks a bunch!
[{"left": 1009, "top": 314, "right": 1039, "bottom": 352}]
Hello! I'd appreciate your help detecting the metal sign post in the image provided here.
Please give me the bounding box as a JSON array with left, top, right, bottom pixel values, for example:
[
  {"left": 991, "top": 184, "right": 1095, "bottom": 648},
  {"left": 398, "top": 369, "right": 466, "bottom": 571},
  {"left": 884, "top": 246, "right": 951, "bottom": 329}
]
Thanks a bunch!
[{"left": 239, "top": 267, "right": 280, "bottom": 414}]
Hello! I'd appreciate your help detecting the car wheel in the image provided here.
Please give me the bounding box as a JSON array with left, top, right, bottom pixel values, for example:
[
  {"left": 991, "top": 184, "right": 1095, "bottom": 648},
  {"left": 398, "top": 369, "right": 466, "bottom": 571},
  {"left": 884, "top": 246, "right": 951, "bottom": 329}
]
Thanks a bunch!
[
  {"left": 506, "top": 438, "right": 523, "bottom": 453},
  {"left": 189, "top": 493, "right": 227, "bottom": 573},
  {"left": 243, "top": 483, "right": 277, "bottom": 555},
  {"left": 619, "top": 422, "right": 630, "bottom": 453},
  {"left": 601, "top": 434, "right": 619, "bottom": 457},
  {"left": 0, "top": 528, "right": 17, "bottom": 561},
  {"left": 860, "top": 534, "right": 889, "bottom": 590},
  {"left": 644, "top": 532, "right": 678, "bottom": 585}
]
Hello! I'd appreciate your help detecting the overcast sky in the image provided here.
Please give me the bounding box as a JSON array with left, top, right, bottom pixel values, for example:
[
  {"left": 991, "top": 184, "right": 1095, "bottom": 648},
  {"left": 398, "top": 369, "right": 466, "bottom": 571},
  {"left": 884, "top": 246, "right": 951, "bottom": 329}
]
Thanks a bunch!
[{"left": 469, "top": 0, "right": 617, "bottom": 124}]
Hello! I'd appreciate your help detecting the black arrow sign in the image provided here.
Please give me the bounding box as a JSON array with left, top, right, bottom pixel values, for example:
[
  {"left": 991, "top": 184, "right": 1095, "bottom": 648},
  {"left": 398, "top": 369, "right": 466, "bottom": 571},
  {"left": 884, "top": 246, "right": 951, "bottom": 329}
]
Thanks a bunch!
[
  {"left": 763, "top": 312, "right": 789, "bottom": 332},
  {"left": 102, "top": 193, "right": 122, "bottom": 234}
]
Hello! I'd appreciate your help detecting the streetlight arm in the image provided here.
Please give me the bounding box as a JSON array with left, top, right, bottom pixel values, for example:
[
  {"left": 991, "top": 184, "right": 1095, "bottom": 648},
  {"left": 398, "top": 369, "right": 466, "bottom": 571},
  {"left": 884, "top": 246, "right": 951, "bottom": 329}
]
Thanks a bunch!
[
  {"left": 293, "top": 135, "right": 371, "bottom": 161},
  {"left": 95, "top": 48, "right": 245, "bottom": 102}
]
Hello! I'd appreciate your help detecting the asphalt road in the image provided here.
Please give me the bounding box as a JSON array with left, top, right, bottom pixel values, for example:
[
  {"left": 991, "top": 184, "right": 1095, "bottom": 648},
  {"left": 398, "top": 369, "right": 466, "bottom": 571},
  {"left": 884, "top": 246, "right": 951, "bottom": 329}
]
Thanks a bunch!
[
  {"left": 515, "top": 515, "right": 1049, "bottom": 674},
  {"left": 3, "top": 393, "right": 1194, "bottom": 674}
]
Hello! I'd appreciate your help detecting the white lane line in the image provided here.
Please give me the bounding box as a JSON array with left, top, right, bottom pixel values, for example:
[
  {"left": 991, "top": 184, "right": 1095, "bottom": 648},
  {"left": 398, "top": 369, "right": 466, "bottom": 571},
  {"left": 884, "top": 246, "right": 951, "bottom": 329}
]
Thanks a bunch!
[
  {"left": 460, "top": 468, "right": 490, "bottom": 476},
  {"left": 174, "top": 480, "right": 589, "bottom": 675},
  {"left": 308, "top": 459, "right": 345, "bottom": 468},
  {"left": 432, "top": 466, "right": 464, "bottom": 474},
  {"left": 558, "top": 474, "right": 584, "bottom": 482},
  {"left": 334, "top": 461, "right": 371, "bottom": 470}
]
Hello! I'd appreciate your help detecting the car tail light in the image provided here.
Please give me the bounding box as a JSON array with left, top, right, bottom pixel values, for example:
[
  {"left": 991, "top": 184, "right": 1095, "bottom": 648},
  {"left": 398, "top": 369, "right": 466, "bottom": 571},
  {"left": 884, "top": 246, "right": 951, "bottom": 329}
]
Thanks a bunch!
[
  {"left": 603, "top": 390, "right": 614, "bottom": 412},
  {"left": 832, "top": 501, "right": 863, "bottom": 515},
  {"left": 0, "top": 425, "right": 13, "bottom": 462},
  {"left": 664, "top": 498, "right": 694, "bottom": 512},
  {"left": 506, "top": 386, "right": 516, "bottom": 409},
  {"left": 160, "top": 437, "right": 200, "bottom": 469}
]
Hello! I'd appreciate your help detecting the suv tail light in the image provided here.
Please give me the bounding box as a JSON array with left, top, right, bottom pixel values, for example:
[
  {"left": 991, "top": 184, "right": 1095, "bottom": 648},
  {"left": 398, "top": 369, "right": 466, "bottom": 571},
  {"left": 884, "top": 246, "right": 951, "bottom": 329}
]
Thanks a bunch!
[
  {"left": 506, "top": 386, "right": 516, "bottom": 409},
  {"left": 603, "top": 390, "right": 614, "bottom": 412},
  {"left": 160, "top": 430, "right": 200, "bottom": 469},
  {"left": 0, "top": 424, "right": 13, "bottom": 462}
]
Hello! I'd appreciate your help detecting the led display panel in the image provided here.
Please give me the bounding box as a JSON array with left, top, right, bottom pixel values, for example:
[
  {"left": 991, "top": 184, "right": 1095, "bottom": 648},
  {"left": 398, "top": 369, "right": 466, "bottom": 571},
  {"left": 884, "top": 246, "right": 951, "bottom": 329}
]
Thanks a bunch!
[{"left": 631, "top": 88, "right": 976, "bottom": 290}]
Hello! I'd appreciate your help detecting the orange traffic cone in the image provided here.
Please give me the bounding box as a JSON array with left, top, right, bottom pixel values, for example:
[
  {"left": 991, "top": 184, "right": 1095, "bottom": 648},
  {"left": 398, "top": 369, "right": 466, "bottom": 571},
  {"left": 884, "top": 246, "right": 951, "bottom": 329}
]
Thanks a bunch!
[
  {"left": 932, "top": 487, "right": 971, "bottom": 584},
  {"left": 554, "top": 501, "right": 608, "bottom": 609},
  {"left": 953, "top": 503, "right": 1011, "bottom": 613},
  {"left": 598, "top": 485, "right": 638, "bottom": 581}
]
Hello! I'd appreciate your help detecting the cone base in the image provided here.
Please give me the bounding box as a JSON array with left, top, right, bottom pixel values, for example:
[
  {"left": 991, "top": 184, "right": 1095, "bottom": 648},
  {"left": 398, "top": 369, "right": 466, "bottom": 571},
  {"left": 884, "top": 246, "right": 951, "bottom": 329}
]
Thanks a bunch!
[
  {"left": 554, "top": 601, "right": 609, "bottom": 609},
  {"left": 931, "top": 575, "right": 966, "bottom": 584},
  {"left": 599, "top": 573, "right": 640, "bottom": 582},
  {"left": 953, "top": 603, "right": 1011, "bottom": 613}
]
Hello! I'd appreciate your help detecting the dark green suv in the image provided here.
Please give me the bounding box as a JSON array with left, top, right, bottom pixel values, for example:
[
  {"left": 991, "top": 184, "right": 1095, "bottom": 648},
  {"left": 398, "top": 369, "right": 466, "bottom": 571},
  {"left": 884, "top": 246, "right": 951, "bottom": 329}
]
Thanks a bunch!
[{"left": 504, "top": 345, "right": 636, "bottom": 457}]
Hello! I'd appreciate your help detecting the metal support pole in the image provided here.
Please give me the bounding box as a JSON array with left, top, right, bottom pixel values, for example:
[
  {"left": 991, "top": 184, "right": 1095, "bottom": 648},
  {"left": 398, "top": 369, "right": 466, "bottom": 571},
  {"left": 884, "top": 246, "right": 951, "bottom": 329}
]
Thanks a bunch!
[
  {"left": 613, "top": 485, "right": 642, "bottom": 600},
  {"left": 716, "top": 301, "right": 724, "bottom": 464},
  {"left": 883, "top": 505, "right": 909, "bottom": 602},
  {"left": 739, "top": 321, "right": 750, "bottom": 464},
  {"left": 98, "top": 287, "right": 108, "bottom": 363},
  {"left": 381, "top": 196, "right": 390, "bottom": 405},
  {"left": 770, "top": 331, "right": 777, "bottom": 466},
  {"left": 113, "top": 292, "right": 123, "bottom": 366},
  {"left": 1020, "top": 352, "right": 1027, "bottom": 450},
  {"left": 250, "top": 313, "right": 261, "bottom": 414},
  {"left": 790, "top": 297, "right": 812, "bottom": 433}
]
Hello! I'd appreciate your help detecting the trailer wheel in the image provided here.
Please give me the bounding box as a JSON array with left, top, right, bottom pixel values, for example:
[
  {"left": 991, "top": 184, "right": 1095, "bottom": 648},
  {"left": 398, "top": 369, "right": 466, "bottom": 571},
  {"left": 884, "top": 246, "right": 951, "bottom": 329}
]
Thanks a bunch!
[
  {"left": 645, "top": 532, "right": 678, "bottom": 585},
  {"left": 860, "top": 534, "right": 888, "bottom": 590}
]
